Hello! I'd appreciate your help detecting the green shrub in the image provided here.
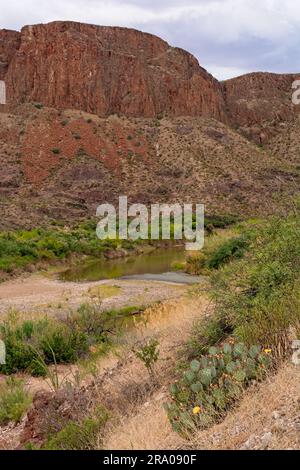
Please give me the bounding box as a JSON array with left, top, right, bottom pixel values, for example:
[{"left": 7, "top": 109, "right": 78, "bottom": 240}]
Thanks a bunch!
[
  {"left": 133, "top": 338, "right": 160, "bottom": 380},
  {"left": 165, "top": 342, "right": 272, "bottom": 436},
  {"left": 206, "top": 235, "right": 250, "bottom": 269},
  {"left": 0, "top": 314, "right": 88, "bottom": 375},
  {"left": 38, "top": 322, "right": 88, "bottom": 364},
  {"left": 68, "top": 301, "right": 132, "bottom": 345},
  {"left": 186, "top": 312, "right": 232, "bottom": 358},
  {"left": 204, "top": 214, "right": 239, "bottom": 230},
  {"left": 0, "top": 303, "right": 142, "bottom": 376},
  {"left": 212, "top": 216, "right": 300, "bottom": 357},
  {"left": 185, "top": 233, "right": 251, "bottom": 275},
  {"left": 0, "top": 378, "right": 32, "bottom": 425},
  {"left": 0, "top": 316, "right": 43, "bottom": 376},
  {"left": 42, "top": 406, "right": 109, "bottom": 450}
]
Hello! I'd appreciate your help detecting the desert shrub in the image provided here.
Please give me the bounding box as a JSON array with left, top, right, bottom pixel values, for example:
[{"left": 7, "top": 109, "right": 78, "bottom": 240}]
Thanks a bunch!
[
  {"left": 206, "top": 235, "right": 250, "bottom": 269},
  {"left": 185, "top": 252, "right": 207, "bottom": 275},
  {"left": 0, "top": 303, "right": 143, "bottom": 376},
  {"left": 133, "top": 338, "right": 160, "bottom": 380},
  {"left": 212, "top": 216, "right": 300, "bottom": 357},
  {"left": 0, "top": 377, "right": 32, "bottom": 425},
  {"left": 186, "top": 311, "right": 233, "bottom": 359},
  {"left": 0, "top": 316, "right": 44, "bottom": 376},
  {"left": 204, "top": 214, "right": 239, "bottom": 230},
  {"left": 67, "top": 301, "right": 140, "bottom": 345},
  {"left": 185, "top": 232, "right": 251, "bottom": 275},
  {"left": 165, "top": 341, "right": 273, "bottom": 436},
  {"left": 38, "top": 322, "right": 88, "bottom": 364},
  {"left": 42, "top": 406, "right": 109, "bottom": 450},
  {"left": 0, "top": 317, "right": 88, "bottom": 375},
  {"left": 0, "top": 223, "right": 138, "bottom": 275}
]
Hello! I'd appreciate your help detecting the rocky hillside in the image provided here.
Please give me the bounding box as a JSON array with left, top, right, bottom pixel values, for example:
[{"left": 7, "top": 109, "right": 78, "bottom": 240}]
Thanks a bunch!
[
  {"left": 223, "top": 72, "right": 300, "bottom": 144},
  {"left": 0, "top": 21, "right": 299, "bottom": 228},
  {"left": 1, "top": 105, "right": 299, "bottom": 230}
]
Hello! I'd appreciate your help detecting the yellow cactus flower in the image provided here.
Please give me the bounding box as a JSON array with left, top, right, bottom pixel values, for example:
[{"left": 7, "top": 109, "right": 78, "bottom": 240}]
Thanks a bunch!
[
  {"left": 263, "top": 348, "right": 272, "bottom": 354},
  {"left": 193, "top": 406, "right": 201, "bottom": 415}
]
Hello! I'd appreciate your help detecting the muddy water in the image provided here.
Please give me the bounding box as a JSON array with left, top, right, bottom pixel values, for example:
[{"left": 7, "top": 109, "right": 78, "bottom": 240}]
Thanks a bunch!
[{"left": 60, "top": 247, "right": 200, "bottom": 283}]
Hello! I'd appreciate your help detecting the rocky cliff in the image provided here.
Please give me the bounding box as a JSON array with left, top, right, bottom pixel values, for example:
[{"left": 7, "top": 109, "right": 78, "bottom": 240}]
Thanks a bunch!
[
  {"left": 1, "top": 21, "right": 226, "bottom": 120},
  {"left": 0, "top": 29, "right": 20, "bottom": 80},
  {"left": 223, "top": 72, "right": 299, "bottom": 143},
  {"left": 0, "top": 21, "right": 299, "bottom": 228},
  {"left": 1, "top": 21, "right": 299, "bottom": 139}
]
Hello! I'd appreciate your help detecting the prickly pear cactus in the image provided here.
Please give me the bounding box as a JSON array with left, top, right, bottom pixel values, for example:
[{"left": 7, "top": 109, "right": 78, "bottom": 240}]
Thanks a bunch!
[{"left": 165, "top": 340, "right": 273, "bottom": 435}]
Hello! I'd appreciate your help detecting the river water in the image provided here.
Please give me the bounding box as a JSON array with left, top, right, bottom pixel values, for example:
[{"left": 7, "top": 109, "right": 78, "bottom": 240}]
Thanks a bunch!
[{"left": 60, "top": 247, "right": 203, "bottom": 284}]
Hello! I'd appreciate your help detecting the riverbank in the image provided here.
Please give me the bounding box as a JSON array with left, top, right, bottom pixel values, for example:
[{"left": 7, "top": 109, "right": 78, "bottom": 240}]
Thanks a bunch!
[{"left": 0, "top": 272, "right": 190, "bottom": 316}]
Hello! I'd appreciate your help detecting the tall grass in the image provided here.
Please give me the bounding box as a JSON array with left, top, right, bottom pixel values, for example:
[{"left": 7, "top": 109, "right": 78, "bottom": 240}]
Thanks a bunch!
[{"left": 0, "top": 377, "right": 32, "bottom": 425}]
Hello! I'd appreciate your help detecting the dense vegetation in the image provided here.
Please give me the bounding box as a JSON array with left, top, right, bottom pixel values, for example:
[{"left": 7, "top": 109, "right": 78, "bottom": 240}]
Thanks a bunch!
[
  {"left": 0, "top": 214, "right": 238, "bottom": 276},
  {"left": 166, "top": 213, "right": 300, "bottom": 434},
  {"left": 0, "top": 220, "right": 137, "bottom": 275},
  {"left": 0, "top": 303, "right": 142, "bottom": 376}
]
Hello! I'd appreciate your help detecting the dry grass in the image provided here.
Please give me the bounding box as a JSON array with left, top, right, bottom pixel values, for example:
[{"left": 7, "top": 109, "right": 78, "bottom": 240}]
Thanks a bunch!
[
  {"left": 100, "top": 295, "right": 299, "bottom": 451},
  {"left": 103, "top": 361, "right": 300, "bottom": 450},
  {"left": 87, "top": 285, "right": 122, "bottom": 299},
  {"left": 100, "top": 295, "right": 210, "bottom": 450}
]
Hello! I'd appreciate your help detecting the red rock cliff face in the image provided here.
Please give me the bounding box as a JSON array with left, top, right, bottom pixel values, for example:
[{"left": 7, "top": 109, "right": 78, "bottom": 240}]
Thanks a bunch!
[
  {"left": 2, "top": 21, "right": 226, "bottom": 120},
  {"left": 0, "top": 29, "right": 20, "bottom": 80},
  {"left": 223, "top": 72, "right": 300, "bottom": 143}
]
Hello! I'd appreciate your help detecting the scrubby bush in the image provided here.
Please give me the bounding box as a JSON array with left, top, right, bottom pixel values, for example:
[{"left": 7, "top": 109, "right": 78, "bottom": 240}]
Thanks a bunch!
[
  {"left": 0, "top": 223, "right": 140, "bottom": 276},
  {"left": 186, "top": 311, "right": 232, "bottom": 358},
  {"left": 204, "top": 214, "right": 239, "bottom": 230},
  {"left": 206, "top": 235, "right": 250, "bottom": 269},
  {"left": 38, "top": 322, "right": 88, "bottom": 364},
  {"left": 165, "top": 341, "right": 273, "bottom": 435},
  {"left": 0, "top": 377, "right": 32, "bottom": 425},
  {"left": 42, "top": 406, "right": 109, "bottom": 450},
  {"left": 186, "top": 232, "right": 252, "bottom": 275},
  {"left": 0, "top": 316, "right": 45, "bottom": 376},
  {"left": 212, "top": 216, "right": 300, "bottom": 357},
  {"left": 133, "top": 338, "right": 160, "bottom": 380},
  {"left": 0, "top": 302, "right": 143, "bottom": 376}
]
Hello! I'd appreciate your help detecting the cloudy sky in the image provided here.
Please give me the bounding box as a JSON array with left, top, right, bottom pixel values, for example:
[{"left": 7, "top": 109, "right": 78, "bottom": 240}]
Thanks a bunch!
[{"left": 1, "top": 0, "right": 300, "bottom": 80}]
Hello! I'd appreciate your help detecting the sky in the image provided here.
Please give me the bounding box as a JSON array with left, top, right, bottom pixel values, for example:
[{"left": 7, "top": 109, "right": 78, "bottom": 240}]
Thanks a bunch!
[{"left": 1, "top": 0, "right": 300, "bottom": 80}]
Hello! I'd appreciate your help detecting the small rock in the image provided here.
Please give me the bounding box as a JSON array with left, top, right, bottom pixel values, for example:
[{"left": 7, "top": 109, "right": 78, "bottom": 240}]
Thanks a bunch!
[
  {"left": 240, "top": 434, "right": 256, "bottom": 450},
  {"left": 260, "top": 432, "right": 273, "bottom": 449},
  {"left": 272, "top": 411, "right": 281, "bottom": 420},
  {"left": 271, "top": 419, "right": 285, "bottom": 433},
  {"left": 154, "top": 392, "right": 165, "bottom": 402}
]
